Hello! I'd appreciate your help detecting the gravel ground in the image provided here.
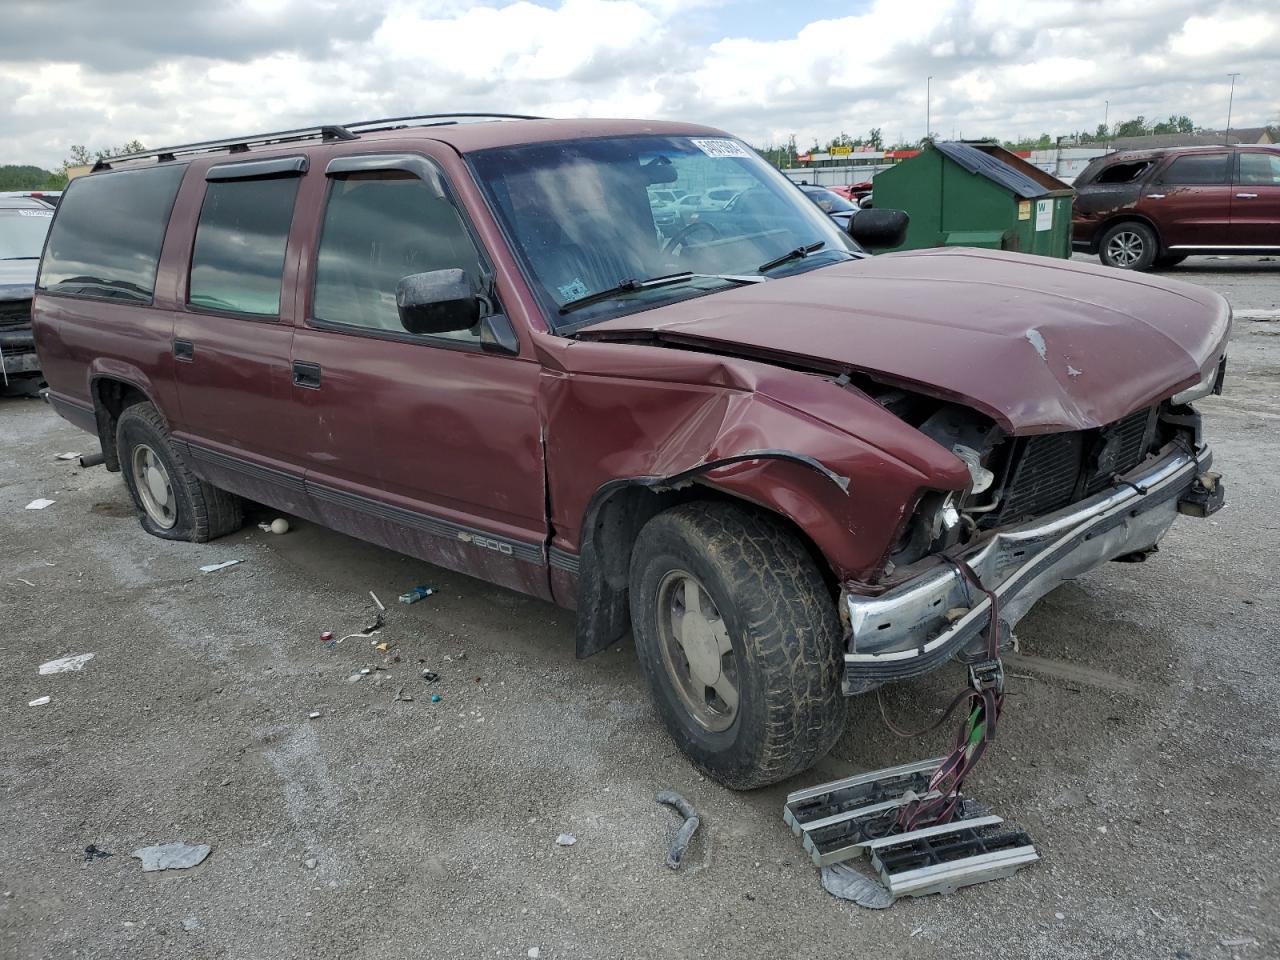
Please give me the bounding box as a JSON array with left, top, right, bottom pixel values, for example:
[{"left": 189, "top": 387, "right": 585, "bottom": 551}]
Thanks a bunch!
[{"left": 2, "top": 256, "right": 1277, "bottom": 960}]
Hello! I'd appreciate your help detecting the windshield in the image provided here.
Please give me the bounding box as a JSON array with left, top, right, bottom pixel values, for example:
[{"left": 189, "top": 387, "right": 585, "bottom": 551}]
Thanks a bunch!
[
  {"left": 803, "top": 187, "right": 857, "bottom": 214},
  {"left": 469, "top": 135, "right": 855, "bottom": 329},
  {"left": 0, "top": 208, "right": 54, "bottom": 259}
]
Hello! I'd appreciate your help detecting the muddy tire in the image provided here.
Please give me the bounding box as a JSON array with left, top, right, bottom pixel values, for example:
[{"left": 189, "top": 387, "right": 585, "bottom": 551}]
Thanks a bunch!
[
  {"left": 629, "top": 501, "right": 846, "bottom": 789},
  {"left": 1099, "top": 221, "right": 1158, "bottom": 271},
  {"left": 117, "top": 402, "right": 243, "bottom": 542}
]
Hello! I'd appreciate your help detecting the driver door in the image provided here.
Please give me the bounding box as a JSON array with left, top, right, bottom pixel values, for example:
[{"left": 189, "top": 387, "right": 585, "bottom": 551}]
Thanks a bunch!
[{"left": 289, "top": 150, "right": 550, "bottom": 598}]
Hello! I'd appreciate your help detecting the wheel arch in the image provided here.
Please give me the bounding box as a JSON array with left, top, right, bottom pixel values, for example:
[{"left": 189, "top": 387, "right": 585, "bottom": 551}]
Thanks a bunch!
[
  {"left": 88, "top": 373, "right": 159, "bottom": 471},
  {"left": 571, "top": 477, "right": 837, "bottom": 660}
]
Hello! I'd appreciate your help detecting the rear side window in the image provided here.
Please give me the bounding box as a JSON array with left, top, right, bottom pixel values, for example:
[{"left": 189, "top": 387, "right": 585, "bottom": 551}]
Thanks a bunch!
[
  {"left": 312, "top": 171, "right": 485, "bottom": 339},
  {"left": 1238, "top": 152, "right": 1280, "bottom": 186},
  {"left": 1159, "top": 154, "right": 1229, "bottom": 185},
  {"left": 1095, "top": 161, "right": 1152, "bottom": 184},
  {"left": 38, "top": 165, "right": 185, "bottom": 302},
  {"left": 189, "top": 177, "right": 300, "bottom": 316}
]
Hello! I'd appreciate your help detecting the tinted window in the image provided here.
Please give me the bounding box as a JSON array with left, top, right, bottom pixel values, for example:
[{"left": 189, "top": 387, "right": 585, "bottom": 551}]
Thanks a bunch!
[
  {"left": 189, "top": 177, "right": 300, "bottom": 316},
  {"left": 312, "top": 171, "right": 484, "bottom": 339},
  {"left": 39, "top": 165, "right": 185, "bottom": 302},
  {"left": 1238, "top": 152, "right": 1280, "bottom": 186},
  {"left": 1160, "top": 154, "right": 1229, "bottom": 185}
]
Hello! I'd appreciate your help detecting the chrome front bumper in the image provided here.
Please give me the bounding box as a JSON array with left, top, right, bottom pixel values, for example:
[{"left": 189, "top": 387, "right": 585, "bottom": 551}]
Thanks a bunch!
[{"left": 842, "top": 443, "right": 1218, "bottom": 694}]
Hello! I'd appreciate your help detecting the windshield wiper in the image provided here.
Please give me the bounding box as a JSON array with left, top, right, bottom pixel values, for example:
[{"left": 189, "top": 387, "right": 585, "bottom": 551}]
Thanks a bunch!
[
  {"left": 558, "top": 271, "right": 761, "bottom": 315},
  {"left": 757, "top": 241, "right": 826, "bottom": 274},
  {"left": 1, "top": 256, "right": 40, "bottom": 261}
]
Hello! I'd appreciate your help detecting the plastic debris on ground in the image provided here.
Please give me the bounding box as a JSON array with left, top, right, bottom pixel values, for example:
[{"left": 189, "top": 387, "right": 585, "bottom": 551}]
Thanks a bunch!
[
  {"left": 28, "top": 696, "right": 51, "bottom": 707},
  {"left": 132, "top": 842, "right": 212, "bottom": 872},
  {"left": 199, "top": 560, "right": 242, "bottom": 573},
  {"left": 421, "top": 670, "right": 439, "bottom": 683},
  {"left": 182, "top": 918, "right": 201, "bottom": 932},
  {"left": 39, "top": 653, "right": 95, "bottom": 675},
  {"left": 25, "top": 499, "right": 55, "bottom": 510},
  {"left": 656, "top": 791, "right": 701, "bottom": 870},
  {"left": 84, "top": 844, "right": 113, "bottom": 861},
  {"left": 430, "top": 693, "right": 442, "bottom": 703},
  {"left": 783, "top": 760, "right": 1037, "bottom": 906},
  {"left": 556, "top": 833, "right": 576, "bottom": 846},
  {"left": 56, "top": 452, "right": 81, "bottom": 461},
  {"left": 398, "top": 585, "right": 434, "bottom": 605},
  {"left": 257, "top": 518, "right": 289, "bottom": 534},
  {"left": 308, "top": 711, "right": 321, "bottom": 720},
  {"left": 369, "top": 591, "right": 385, "bottom": 611}
]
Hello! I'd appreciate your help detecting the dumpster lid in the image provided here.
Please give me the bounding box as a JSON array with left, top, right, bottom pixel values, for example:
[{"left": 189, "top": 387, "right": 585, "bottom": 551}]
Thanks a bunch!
[{"left": 934, "top": 141, "right": 1062, "bottom": 199}]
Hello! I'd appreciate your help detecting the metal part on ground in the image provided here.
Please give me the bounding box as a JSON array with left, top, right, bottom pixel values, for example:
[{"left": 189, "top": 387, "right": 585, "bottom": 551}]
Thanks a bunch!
[{"left": 784, "top": 763, "right": 1038, "bottom": 902}]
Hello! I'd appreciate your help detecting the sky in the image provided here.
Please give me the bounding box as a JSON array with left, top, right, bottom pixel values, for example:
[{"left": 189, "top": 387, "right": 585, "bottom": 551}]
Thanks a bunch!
[{"left": 1, "top": 0, "right": 1277, "bottom": 169}]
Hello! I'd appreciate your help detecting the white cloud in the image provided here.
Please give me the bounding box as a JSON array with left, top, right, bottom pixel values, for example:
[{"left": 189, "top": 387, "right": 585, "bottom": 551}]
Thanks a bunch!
[{"left": 0, "top": 0, "right": 1276, "bottom": 169}]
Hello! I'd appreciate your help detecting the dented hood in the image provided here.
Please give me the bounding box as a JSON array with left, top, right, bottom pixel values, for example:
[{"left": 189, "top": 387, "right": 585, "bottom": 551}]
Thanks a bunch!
[{"left": 580, "top": 247, "right": 1231, "bottom": 433}]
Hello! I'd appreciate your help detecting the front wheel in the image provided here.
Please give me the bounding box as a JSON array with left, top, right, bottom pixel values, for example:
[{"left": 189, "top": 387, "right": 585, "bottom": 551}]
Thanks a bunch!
[
  {"left": 629, "top": 502, "right": 846, "bottom": 789},
  {"left": 1099, "top": 222, "right": 1158, "bottom": 271}
]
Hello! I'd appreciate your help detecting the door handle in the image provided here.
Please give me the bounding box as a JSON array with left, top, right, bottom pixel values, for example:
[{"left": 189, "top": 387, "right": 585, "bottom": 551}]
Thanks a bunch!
[
  {"left": 1147, "top": 193, "right": 1166, "bottom": 199},
  {"left": 292, "top": 360, "right": 322, "bottom": 389},
  {"left": 173, "top": 339, "right": 194, "bottom": 362},
  {"left": 1236, "top": 192, "right": 1259, "bottom": 199}
]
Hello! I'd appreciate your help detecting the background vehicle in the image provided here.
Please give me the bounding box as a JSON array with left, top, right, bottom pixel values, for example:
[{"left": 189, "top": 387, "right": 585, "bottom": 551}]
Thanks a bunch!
[
  {"left": 32, "top": 116, "right": 1226, "bottom": 791},
  {"left": 0, "top": 195, "right": 54, "bottom": 391},
  {"left": 1073, "top": 144, "right": 1280, "bottom": 270},
  {"left": 798, "top": 183, "right": 859, "bottom": 231}
]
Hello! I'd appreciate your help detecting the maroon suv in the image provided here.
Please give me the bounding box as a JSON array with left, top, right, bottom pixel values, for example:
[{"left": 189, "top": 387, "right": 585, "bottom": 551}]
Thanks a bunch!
[
  {"left": 1073, "top": 143, "right": 1280, "bottom": 270},
  {"left": 33, "top": 116, "right": 1228, "bottom": 788}
]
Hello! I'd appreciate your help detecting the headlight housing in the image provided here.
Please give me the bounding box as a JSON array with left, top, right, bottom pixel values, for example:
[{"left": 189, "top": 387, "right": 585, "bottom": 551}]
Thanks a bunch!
[{"left": 1173, "top": 353, "right": 1227, "bottom": 406}]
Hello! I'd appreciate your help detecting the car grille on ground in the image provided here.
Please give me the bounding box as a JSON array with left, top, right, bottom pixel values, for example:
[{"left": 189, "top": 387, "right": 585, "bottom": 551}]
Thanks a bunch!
[
  {"left": 987, "top": 407, "right": 1154, "bottom": 525},
  {"left": 0, "top": 297, "right": 33, "bottom": 329}
]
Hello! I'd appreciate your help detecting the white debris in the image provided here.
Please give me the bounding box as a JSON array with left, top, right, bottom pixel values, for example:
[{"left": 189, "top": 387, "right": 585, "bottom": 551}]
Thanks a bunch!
[
  {"left": 199, "top": 560, "right": 243, "bottom": 573},
  {"left": 39, "top": 653, "right": 95, "bottom": 675},
  {"left": 308, "top": 711, "right": 321, "bottom": 719},
  {"left": 132, "top": 843, "right": 211, "bottom": 872},
  {"left": 304, "top": 858, "right": 318, "bottom": 870},
  {"left": 25, "top": 499, "right": 55, "bottom": 510},
  {"left": 555, "top": 833, "right": 576, "bottom": 846},
  {"left": 56, "top": 452, "right": 81, "bottom": 461},
  {"left": 528, "top": 949, "right": 541, "bottom": 959},
  {"left": 182, "top": 917, "right": 201, "bottom": 932},
  {"left": 28, "top": 696, "right": 51, "bottom": 707}
]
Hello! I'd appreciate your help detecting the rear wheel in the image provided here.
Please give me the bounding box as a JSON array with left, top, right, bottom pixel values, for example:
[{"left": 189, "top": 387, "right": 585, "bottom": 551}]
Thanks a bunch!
[
  {"left": 629, "top": 501, "right": 846, "bottom": 789},
  {"left": 1099, "top": 222, "right": 1158, "bottom": 271},
  {"left": 117, "top": 402, "right": 243, "bottom": 542}
]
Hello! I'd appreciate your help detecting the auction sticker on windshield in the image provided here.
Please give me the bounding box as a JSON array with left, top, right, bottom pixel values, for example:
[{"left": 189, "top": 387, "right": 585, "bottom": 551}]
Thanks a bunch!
[
  {"left": 690, "top": 138, "right": 752, "bottom": 159},
  {"left": 17, "top": 209, "right": 53, "bottom": 217}
]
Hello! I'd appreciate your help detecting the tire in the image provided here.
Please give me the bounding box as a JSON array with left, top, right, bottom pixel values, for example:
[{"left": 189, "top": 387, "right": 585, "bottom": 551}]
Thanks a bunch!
[
  {"left": 1153, "top": 253, "right": 1187, "bottom": 270},
  {"left": 629, "top": 501, "right": 846, "bottom": 789},
  {"left": 116, "top": 402, "right": 243, "bottom": 542},
  {"left": 1099, "top": 221, "right": 1158, "bottom": 271}
]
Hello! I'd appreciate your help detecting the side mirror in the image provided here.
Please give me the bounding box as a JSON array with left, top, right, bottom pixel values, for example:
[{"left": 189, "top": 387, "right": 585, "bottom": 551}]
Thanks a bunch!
[
  {"left": 396, "top": 269, "right": 481, "bottom": 335},
  {"left": 849, "top": 208, "right": 909, "bottom": 249}
]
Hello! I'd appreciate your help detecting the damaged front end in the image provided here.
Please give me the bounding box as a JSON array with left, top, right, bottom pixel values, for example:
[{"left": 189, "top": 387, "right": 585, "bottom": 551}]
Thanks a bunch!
[{"left": 840, "top": 395, "right": 1225, "bottom": 695}]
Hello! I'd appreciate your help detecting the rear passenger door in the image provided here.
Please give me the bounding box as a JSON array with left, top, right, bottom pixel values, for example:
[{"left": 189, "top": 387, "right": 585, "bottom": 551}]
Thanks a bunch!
[
  {"left": 289, "top": 151, "right": 550, "bottom": 599},
  {"left": 1231, "top": 150, "right": 1280, "bottom": 249},
  {"left": 170, "top": 156, "right": 312, "bottom": 513},
  {"left": 1144, "top": 152, "right": 1232, "bottom": 248}
]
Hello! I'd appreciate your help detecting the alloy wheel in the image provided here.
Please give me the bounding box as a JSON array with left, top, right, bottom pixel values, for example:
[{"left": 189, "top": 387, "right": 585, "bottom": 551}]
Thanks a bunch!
[{"left": 1106, "top": 230, "right": 1145, "bottom": 267}]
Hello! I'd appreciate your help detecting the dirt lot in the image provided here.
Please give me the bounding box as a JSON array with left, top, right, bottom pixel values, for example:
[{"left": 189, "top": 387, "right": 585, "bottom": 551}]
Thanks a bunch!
[{"left": 2, "top": 257, "right": 1278, "bottom": 960}]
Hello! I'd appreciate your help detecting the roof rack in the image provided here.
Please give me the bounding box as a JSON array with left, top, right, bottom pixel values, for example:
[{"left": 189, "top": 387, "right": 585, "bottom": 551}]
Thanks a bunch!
[{"left": 90, "top": 113, "right": 545, "bottom": 172}]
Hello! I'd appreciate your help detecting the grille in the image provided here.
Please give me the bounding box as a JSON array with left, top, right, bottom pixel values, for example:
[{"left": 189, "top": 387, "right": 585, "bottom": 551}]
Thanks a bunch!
[
  {"left": 989, "top": 407, "right": 1155, "bottom": 525},
  {"left": 0, "top": 297, "right": 33, "bottom": 330}
]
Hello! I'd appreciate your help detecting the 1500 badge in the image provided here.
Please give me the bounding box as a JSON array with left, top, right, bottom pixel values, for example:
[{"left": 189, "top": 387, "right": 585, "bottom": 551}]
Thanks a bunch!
[{"left": 457, "top": 531, "right": 514, "bottom": 555}]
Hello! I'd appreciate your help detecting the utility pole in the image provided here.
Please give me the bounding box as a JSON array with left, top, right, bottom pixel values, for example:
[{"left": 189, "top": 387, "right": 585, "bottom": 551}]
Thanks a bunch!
[
  {"left": 1104, "top": 99, "right": 1110, "bottom": 152},
  {"left": 926, "top": 76, "right": 933, "bottom": 143},
  {"left": 1226, "top": 73, "right": 1241, "bottom": 144}
]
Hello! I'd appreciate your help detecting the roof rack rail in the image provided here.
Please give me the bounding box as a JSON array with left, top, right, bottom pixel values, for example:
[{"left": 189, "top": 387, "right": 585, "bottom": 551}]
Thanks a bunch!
[
  {"left": 90, "top": 123, "right": 359, "bottom": 172},
  {"left": 340, "top": 112, "right": 546, "bottom": 132}
]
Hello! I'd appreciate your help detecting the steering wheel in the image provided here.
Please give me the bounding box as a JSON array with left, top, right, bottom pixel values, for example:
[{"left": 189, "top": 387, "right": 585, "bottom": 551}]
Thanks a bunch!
[{"left": 664, "top": 219, "right": 722, "bottom": 257}]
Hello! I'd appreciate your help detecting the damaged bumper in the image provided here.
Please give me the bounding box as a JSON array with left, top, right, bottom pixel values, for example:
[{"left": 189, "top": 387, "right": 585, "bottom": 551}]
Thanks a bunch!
[{"left": 842, "top": 443, "right": 1220, "bottom": 694}]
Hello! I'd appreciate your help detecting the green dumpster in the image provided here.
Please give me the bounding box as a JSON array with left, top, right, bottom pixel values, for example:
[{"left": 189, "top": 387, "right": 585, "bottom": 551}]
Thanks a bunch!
[{"left": 872, "top": 141, "right": 1074, "bottom": 258}]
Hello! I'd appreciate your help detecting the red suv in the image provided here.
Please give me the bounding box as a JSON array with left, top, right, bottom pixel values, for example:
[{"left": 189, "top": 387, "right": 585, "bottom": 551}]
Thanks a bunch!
[
  {"left": 33, "top": 116, "right": 1228, "bottom": 788},
  {"left": 1073, "top": 144, "right": 1280, "bottom": 270}
]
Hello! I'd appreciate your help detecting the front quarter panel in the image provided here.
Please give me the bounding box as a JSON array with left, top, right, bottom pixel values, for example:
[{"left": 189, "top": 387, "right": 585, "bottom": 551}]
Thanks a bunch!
[{"left": 537, "top": 335, "right": 970, "bottom": 584}]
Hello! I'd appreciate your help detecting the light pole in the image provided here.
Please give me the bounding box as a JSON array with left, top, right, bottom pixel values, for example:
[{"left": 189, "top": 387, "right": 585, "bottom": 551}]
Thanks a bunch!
[
  {"left": 1226, "top": 73, "right": 1241, "bottom": 144},
  {"left": 1103, "top": 99, "right": 1109, "bottom": 151},
  {"left": 926, "top": 76, "right": 932, "bottom": 143}
]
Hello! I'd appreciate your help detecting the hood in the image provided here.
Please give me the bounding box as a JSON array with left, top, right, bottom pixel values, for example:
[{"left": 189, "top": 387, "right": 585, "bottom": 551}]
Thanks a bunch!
[
  {"left": 579, "top": 247, "right": 1231, "bottom": 433},
  {"left": 0, "top": 258, "right": 38, "bottom": 303}
]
